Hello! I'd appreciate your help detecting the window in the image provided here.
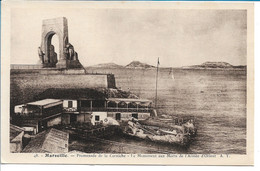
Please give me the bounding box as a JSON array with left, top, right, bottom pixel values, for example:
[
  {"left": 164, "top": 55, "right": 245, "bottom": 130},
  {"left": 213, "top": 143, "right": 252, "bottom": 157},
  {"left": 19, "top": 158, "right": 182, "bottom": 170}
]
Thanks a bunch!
[
  {"left": 68, "top": 101, "right": 73, "bottom": 108},
  {"left": 81, "top": 100, "right": 91, "bottom": 107},
  {"left": 116, "top": 113, "right": 121, "bottom": 120},
  {"left": 95, "top": 115, "right": 100, "bottom": 121},
  {"left": 132, "top": 113, "right": 138, "bottom": 119},
  {"left": 92, "top": 100, "right": 105, "bottom": 108}
]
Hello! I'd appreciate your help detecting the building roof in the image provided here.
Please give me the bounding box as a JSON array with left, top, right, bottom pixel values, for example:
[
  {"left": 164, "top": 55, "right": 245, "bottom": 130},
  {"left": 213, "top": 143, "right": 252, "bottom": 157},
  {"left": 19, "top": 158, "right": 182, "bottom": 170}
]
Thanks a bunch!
[
  {"left": 10, "top": 124, "right": 24, "bottom": 142},
  {"left": 27, "top": 99, "right": 62, "bottom": 106},
  {"left": 22, "top": 128, "right": 69, "bottom": 153},
  {"left": 22, "top": 131, "right": 47, "bottom": 153}
]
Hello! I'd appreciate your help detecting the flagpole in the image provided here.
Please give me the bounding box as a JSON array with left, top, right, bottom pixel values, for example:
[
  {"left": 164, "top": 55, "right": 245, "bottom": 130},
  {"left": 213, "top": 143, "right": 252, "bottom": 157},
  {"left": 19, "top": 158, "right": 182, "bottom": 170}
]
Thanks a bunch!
[{"left": 155, "top": 57, "right": 159, "bottom": 109}]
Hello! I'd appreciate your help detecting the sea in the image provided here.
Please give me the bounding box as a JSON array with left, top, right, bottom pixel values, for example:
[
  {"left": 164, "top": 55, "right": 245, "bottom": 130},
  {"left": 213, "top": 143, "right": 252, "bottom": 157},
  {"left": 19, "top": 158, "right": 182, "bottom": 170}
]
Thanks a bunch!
[{"left": 69, "top": 67, "right": 247, "bottom": 154}]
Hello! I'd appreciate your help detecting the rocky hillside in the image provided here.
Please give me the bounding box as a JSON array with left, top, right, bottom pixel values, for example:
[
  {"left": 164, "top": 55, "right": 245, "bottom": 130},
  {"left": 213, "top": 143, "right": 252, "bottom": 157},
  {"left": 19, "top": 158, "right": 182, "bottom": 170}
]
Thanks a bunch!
[
  {"left": 198, "top": 62, "right": 233, "bottom": 68},
  {"left": 88, "top": 63, "right": 124, "bottom": 68},
  {"left": 125, "top": 61, "right": 155, "bottom": 69},
  {"left": 88, "top": 61, "right": 156, "bottom": 69},
  {"left": 183, "top": 62, "right": 246, "bottom": 69},
  {"left": 35, "top": 88, "right": 139, "bottom": 100}
]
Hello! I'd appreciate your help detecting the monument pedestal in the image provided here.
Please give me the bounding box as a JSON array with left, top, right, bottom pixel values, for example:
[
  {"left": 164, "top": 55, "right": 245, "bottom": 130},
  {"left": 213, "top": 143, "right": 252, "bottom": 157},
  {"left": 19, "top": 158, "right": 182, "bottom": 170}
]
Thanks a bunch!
[
  {"left": 67, "top": 60, "right": 82, "bottom": 69},
  {"left": 56, "top": 60, "right": 67, "bottom": 69},
  {"left": 43, "top": 63, "right": 56, "bottom": 68}
]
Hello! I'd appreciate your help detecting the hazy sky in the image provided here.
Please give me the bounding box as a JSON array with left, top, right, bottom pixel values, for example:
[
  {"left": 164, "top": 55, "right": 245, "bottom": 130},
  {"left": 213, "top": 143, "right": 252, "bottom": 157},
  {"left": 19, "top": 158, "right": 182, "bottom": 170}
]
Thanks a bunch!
[{"left": 11, "top": 8, "right": 247, "bottom": 67}]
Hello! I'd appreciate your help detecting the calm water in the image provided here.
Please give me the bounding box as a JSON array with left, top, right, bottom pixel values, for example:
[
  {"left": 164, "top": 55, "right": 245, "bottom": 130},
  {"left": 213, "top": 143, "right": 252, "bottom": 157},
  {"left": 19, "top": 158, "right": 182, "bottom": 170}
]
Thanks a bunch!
[{"left": 73, "top": 68, "right": 246, "bottom": 154}]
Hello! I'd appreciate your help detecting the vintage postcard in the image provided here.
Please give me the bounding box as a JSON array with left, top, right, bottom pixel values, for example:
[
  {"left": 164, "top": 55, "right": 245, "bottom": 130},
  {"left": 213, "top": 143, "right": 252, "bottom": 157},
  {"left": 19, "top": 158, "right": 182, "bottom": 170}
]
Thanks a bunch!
[{"left": 1, "top": 1, "right": 254, "bottom": 165}]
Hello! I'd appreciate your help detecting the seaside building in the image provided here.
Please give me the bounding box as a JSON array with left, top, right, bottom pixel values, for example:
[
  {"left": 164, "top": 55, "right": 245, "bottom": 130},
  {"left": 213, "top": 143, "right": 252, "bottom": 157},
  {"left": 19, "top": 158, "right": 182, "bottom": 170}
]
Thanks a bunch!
[
  {"left": 13, "top": 99, "right": 63, "bottom": 134},
  {"left": 64, "top": 97, "right": 152, "bottom": 125},
  {"left": 14, "top": 88, "right": 154, "bottom": 129}
]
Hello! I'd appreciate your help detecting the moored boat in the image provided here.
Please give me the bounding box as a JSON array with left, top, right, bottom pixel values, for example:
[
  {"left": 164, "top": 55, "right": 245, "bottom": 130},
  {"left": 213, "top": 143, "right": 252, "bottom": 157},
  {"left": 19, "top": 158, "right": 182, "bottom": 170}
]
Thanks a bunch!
[{"left": 123, "top": 117, "right": 197, "bottom": 146}]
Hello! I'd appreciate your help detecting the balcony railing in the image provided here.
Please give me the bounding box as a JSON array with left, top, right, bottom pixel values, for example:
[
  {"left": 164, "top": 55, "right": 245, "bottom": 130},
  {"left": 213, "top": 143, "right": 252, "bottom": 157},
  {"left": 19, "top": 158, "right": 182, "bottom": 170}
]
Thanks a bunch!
[{"left": 78, "top": 107, "right": 152, "bottom": 113}]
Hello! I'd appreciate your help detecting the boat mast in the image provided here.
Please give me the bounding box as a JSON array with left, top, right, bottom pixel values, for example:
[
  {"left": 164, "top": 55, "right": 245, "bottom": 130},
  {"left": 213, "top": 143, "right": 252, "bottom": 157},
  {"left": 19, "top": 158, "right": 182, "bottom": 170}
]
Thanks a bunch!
[{"left": 155, "top": 57, "right": 159, "bottom": 108}]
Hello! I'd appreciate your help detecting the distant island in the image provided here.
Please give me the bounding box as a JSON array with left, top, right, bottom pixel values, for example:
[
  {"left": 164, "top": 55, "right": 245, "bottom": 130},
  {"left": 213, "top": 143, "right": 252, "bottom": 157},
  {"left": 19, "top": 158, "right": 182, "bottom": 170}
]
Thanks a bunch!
[
  {"left": 125, "top": 61, "right": 155, "bottom": 69},
  {"left": 88, "top": 63, "right": 124, "bottom": 68},
  {"left": 182, "top": 62, "right": 246, "bottom": 70},
  {"left": 87, "top": 61, "right": 155, "bottom": 69},
  {"left": 87, "top": 61, "right": 246, "bottom": 70}
]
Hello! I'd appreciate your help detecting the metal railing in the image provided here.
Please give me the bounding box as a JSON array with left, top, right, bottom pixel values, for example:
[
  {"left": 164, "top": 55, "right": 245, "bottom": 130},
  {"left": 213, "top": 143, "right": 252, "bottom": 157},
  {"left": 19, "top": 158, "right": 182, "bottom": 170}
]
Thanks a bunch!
[
  {"left": 79, "top": 107, "right": 152, "bottom": 113},
  {"left": 11, "top": 64, "right": 43, "bottom": 69}
]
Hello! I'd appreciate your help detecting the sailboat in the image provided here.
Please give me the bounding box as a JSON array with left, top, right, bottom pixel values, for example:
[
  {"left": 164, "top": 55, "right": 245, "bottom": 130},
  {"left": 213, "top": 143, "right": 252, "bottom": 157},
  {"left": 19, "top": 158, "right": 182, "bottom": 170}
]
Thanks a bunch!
[{"left": 170, "top": 68, "right": 175, "bottom": 80}]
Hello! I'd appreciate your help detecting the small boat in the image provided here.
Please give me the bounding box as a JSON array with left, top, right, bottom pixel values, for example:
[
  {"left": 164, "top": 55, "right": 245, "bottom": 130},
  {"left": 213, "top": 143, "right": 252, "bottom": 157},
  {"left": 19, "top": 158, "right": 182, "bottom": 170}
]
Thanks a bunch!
[
  {"left": 123, "top": 117, "right": 197, "bottom": 146},
  {"left": 169, "top": 67, "right": 175, "bottom": 80}
]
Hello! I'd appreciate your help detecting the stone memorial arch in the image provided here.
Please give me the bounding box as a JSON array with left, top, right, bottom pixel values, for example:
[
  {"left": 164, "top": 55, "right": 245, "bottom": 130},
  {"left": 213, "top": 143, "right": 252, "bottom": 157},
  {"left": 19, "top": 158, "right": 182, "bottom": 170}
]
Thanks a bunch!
[{"left": 38, "top": 17, "right": 81, "bottom": 69}]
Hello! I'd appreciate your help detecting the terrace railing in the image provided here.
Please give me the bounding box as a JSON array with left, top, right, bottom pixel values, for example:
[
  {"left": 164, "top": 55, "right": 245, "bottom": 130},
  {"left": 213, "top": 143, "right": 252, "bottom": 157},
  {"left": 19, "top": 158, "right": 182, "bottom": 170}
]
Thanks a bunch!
[
  {"left": 78, "top": 107, "right": 152, "bottom": 113},
  {"left": 11, "top": 64, "right": 44, "bottom": 69}
]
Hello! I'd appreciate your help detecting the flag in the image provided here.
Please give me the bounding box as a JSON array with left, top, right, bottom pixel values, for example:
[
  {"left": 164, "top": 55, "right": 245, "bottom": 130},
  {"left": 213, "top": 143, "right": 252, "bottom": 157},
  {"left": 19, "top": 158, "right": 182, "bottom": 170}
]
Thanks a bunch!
[{"left": 157, "top": 58, "right": 160, "bottom": 66}]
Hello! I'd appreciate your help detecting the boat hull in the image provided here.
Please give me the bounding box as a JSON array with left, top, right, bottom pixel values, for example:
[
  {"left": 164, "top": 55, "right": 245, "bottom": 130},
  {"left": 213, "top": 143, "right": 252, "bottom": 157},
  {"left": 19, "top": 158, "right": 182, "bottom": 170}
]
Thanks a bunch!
[{"left": 122, "top": 119, "right": 194, "bottom": 146}]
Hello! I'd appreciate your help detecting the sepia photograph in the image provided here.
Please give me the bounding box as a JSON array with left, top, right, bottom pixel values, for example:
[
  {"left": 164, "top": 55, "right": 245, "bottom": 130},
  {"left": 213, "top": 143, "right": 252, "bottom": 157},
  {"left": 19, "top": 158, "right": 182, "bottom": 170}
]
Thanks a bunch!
[{"left": 1, "top": 1, "right": 254, "bottom": 165}]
